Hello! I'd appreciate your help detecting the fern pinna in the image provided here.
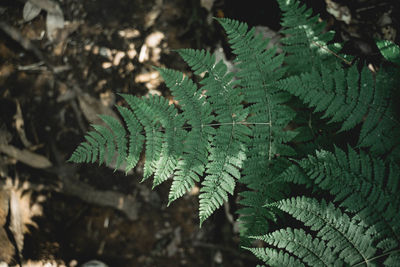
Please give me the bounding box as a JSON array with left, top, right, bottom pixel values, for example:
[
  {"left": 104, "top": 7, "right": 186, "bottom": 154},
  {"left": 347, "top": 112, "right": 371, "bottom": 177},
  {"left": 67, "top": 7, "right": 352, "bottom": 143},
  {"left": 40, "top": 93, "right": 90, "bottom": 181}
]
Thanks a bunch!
[
  {"left": 69, "top": 45, "right": 253, "bottom": 225},
  {"left": 69, "top": 0, "right": 400, "bottom": 265},
  {"left": 217, "top": 17, "right": 297, "bottom": 241}
]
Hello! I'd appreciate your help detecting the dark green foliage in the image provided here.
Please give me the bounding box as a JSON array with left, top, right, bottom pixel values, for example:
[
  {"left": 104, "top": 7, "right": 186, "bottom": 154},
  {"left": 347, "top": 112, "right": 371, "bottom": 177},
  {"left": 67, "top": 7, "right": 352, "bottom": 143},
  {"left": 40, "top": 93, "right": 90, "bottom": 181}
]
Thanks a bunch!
[
  {"left": 69, "top": 0, "right": 400, "bottom": 265},
  {"left": 259, "top": 197, "right": 376, "bottom": 266},
  {"left": 376, "top": 40, "right": 400, "bottom": 66},
  {"left": 241, "top": 0, "right": 399, "bottom": 265},
  {"left": 177, "top": 48, "right": 251, "bottom": 224},
  {"left": 249, "top": 227, "right": 341, "bottom": 266},
  {"left": 70, "top": 47, "right": 252, "bottom": 225},
  {"left": 276, "top": 63, "right": 400, "bottom": 159},
  {"left": 154, "top": 68, "right": 214, "bottom": 204},
  {"left": 116, "top": 106, "right": 144, "bottom": 174},
  {"left": 277, "top": 0, "right": 343, "bottom": 74},
  {"left": 282, "top": 147, "right": 400, "bottom": 245},
  {"left": 217, "top": 17, "right": 297, "bottom": 240}
]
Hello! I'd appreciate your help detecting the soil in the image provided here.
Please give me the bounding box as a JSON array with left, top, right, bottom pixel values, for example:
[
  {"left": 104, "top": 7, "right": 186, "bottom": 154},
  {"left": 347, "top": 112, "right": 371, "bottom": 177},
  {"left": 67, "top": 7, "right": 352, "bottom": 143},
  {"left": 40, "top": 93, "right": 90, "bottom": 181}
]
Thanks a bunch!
[{"left": 0, "top": 0, "right": 398, "bottom": 266}]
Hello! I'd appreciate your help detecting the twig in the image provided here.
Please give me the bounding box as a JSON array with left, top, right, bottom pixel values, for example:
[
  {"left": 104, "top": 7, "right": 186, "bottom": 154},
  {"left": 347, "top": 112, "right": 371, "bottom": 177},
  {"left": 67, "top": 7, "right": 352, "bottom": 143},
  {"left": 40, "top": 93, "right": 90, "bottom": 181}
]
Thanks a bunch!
[
  {"left": 0, "top": 21, "right": 50, "bottom": 68},
  {"left": 352, "top": 248, "right": 400, "bottom": 267},
  {"left": 17, "top": 62, "right": 46, "bottom": 71},
  {"left": 311, "top": 40, "right": 352, "bottom": 66},
  {"left": 48, "top": 142, "right": 141, "bottom": 221},
  {"left": 60, "top": 175, "right": 140, "bottom": 221}
]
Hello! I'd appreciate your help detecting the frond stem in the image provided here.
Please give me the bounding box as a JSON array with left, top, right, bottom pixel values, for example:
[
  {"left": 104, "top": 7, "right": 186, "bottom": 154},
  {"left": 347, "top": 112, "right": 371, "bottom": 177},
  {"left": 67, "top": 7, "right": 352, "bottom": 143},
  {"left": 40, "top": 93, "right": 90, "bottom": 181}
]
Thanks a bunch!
[
  {"left": 351, "top": 248, "right": 400, "bottom": 267},
  {"left": 199, "top": 122, "right": 272, "bottom": 127},
  {"left": 311, "top": 40, "right": 352, "bottom": 66},
  {"left": 130, "top": 121, "right": 272, "bottom": 136}
]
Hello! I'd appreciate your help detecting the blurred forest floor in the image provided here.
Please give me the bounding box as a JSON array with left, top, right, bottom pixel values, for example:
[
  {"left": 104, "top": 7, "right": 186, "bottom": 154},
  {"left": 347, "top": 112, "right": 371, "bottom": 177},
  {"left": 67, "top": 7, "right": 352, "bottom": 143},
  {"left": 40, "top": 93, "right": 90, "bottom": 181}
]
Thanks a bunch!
[{"left": 0, "top": 0, "right": 398, "bottom": 266}]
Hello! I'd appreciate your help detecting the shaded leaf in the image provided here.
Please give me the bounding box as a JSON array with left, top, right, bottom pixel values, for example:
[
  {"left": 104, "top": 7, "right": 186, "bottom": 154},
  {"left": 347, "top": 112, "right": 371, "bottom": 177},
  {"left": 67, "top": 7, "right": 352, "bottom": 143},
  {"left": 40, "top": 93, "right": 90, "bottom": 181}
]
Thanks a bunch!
[
  {"left": 23, "top": 1, "right": 42, "bottom": 22},
  {"left": 376, "top": 40, "right": 400, "bottom": 65}
]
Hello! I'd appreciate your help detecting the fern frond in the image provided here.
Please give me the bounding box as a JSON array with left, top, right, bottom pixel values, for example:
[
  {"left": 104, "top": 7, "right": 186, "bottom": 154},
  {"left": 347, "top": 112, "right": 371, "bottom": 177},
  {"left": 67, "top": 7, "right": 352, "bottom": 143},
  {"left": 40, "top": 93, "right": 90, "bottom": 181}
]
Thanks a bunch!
[
  {"left": 81, "top": 132, "right": 100, "bottom": 163},
  {"left": 283, "top": 146, "right": 400, "bottom": 245},
  {"left": 69, "top": 123, "right": 114, "bottom": 165},
  {"left": 97, "top": 115, "right": 127, "bottom": 170},
  {"left": 237, "top": 190, "right": 277, "bottom": 242},
  {"left": 272, "top": 196, "right": 376, "bottom": 265},
  {"left": 252, "top": 228, "right": 341, "bottom": 266},
  {"left": 178, "top": 48, "right": 251, "bottom": 225},
  {"left": 156, "top": 67, "right": 215, "bottom": 205},
  {"left": 68, "top": 0, "right": 400, "bottom": 254},
  {"left": 277, "top": 63, "right": 400, "bottom": 159},
  {"left": 244, "top": 247, "right": 305, "bottom": 267},
  {"left": 237, "top": 158, "right": 290, "bottom": 242},
  {"left": 383, "top": 250, "right": 400, "bottom": 266},
  {"left": 276, "top": 0, "right": 342, "bottom": 73},
  {"left": 116, "top": 106, "right": 144, "bottom": 174},
  {"left": 217, "top": 17, "right": 296, "bottom": 159},
  {"left": 121, "top": 93, "right": 186, "bottom": 188},
  {"left": 216, "top": 18, "right": 297, "bottom": 238},
  {"left": 94, "top": 124, "right": 117, "bottom": 165},
  {"left": 199, "top": 138, "right": 248, "bottom": 225}
]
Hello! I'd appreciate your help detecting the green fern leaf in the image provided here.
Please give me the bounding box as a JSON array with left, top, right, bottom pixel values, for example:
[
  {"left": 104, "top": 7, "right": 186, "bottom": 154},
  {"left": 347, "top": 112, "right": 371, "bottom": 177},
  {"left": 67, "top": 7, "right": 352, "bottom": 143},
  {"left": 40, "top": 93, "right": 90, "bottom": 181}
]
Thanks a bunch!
[
  {"left": 252, "top": 228, "right": 342, "bottom": 266},
  {"left": 92, "top": 124, "right": 115, "bottom": 165},
  {"left": 178, "top": 48, "right": 251, "bottom": 224},
  {"left": 283, "top": 146, "right": 400, "bottom": 245},
  {"left": 276, "top": 0, "right": 342, "bottom": 74},
  {"left": 237, "top": 158, "right": 290, "bottom": 243},
  {"left": 273, "top": 196, "right": 376, "bottom": 265},
  {"left": 121, "top": 93, "right": 186, "bottom": 188},
  {"left": 116, "top": 106, "right": 144, "bottom": 174},
  {"left": 86, "top": 135, "right": 99, "bottom": 163},
  {"left": 376, "top": 40, "right": 400, "bottom": 66},
  {"left": 277, "top": 63, "right": 400, "bottom": 159},
  {"left": 155, "top": 67, "right": 214, "bottom": 205},
  {"left": 244, "top": 247, "right": 305, "bottom": 267},
  {"left": 217, "top": 18, "right": 297, "bottom": 238},
  {"left": 384, "top": 251, "right": 400, "bottom": 266},
  {"left": 97, "top": 115, "right": 127, "bottom": 170},
  {"left": 68, "top": 0, "right": 400, "bottom": 253},
  {"left": 119, "top": 94, "right": 161, "bottom": 179}
]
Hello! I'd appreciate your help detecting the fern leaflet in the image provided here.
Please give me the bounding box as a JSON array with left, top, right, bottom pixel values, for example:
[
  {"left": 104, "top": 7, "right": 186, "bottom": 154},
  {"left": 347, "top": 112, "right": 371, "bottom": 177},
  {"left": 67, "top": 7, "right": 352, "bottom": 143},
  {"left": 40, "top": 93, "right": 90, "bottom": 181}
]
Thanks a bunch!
[{"left": 277, "top": 63, "right": 400, "bottom": 160}]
